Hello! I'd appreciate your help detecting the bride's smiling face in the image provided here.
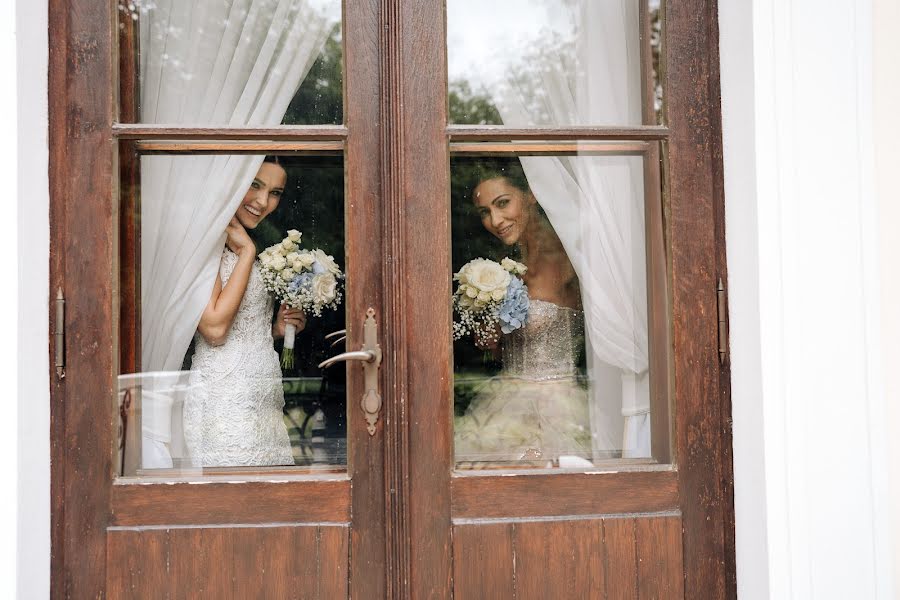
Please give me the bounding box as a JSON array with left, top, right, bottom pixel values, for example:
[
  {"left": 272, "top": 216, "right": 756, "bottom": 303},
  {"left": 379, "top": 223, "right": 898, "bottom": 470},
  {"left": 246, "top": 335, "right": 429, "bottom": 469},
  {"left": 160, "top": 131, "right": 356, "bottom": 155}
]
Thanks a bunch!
[
  {"left": 473, "top": 177, "right": 536, "bottom": 246},
  {"left": 235, "top": 162, "right": 287, "bottom": 229}
]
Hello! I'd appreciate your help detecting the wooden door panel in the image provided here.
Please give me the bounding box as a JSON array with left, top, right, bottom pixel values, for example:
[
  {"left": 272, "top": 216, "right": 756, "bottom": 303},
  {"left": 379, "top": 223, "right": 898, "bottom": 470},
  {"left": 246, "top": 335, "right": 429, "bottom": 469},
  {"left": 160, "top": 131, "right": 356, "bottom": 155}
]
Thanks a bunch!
[
  {"left": 106, "top": 525, "right": 350, "bottom": 599},
  {"left": 451, "top": 470, "right": 679, "bottom": 519},
  {"left": 451, "top": 515, "right": 684, "bottom": 599},
  {"left": 109, "top": 479, "right": 350, "bottom": 526}
]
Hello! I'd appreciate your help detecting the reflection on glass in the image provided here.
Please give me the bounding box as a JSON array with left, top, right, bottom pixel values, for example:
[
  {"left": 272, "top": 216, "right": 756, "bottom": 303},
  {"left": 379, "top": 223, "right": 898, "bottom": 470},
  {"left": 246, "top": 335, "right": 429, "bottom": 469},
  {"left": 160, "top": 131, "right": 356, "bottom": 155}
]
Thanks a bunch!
[
  {"left": 447, "top": 0, "right": 650, "bottom": 126},
  {"left": 117, "top": 154, "right": 346, "bottom": 475},
  {"left": 123, "top": 0, "right": 342, "bottom": 125},
  {"left": 451, "top": 152, "right": 650, "bottom": 468}
]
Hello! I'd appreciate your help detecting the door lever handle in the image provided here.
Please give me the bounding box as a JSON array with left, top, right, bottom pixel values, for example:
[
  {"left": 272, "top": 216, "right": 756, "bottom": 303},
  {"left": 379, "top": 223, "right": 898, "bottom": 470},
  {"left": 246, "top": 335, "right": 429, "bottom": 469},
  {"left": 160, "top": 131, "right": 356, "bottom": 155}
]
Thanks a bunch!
[
  {"left": 318, "top": 350, "right": 377, "bottom": 369},
  {"left": 318, "top": 309, "right": 383, "bottom": 435},
  {"left": 329, "top": 335, "right": 347, "bottom": 348}
]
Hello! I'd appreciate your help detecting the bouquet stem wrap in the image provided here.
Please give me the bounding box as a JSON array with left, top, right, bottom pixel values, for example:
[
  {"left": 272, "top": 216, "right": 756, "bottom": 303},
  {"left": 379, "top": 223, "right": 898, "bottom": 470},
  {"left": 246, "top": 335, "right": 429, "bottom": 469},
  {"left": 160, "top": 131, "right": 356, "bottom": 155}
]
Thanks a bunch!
[{"left": 281, "top": 323, "right": 297, "bottom": 369}]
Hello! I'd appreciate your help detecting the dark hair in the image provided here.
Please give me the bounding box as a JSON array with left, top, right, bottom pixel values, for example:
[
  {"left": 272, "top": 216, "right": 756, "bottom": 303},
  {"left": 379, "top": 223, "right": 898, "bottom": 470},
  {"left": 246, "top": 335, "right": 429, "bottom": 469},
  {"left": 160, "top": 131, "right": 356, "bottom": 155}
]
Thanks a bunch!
[
  {"left": 263, "top": 155, "right": 284, "bottom": 167},
  {"left": 451, "top": 156, "right": 531, "bottom": 203}
]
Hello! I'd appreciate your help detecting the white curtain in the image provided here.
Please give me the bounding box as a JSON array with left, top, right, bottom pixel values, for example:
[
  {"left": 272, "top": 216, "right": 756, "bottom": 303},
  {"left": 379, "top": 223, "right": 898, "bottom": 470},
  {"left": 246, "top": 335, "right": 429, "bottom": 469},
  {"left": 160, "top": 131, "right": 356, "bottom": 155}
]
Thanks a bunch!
[
  {"left": 491, "top": 0, "right": 651, "bottom": 458},
  {"left": 136, "top": 0, "right": 336, "bottom": 466}
]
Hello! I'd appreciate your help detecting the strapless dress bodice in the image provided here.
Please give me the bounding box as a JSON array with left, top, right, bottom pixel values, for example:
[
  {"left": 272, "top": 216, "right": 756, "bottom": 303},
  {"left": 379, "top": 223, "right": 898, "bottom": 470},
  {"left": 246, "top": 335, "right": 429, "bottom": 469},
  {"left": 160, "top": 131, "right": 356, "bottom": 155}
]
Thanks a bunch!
[{"left": 501, "top": 299, "right": 584, "bottom": 381}]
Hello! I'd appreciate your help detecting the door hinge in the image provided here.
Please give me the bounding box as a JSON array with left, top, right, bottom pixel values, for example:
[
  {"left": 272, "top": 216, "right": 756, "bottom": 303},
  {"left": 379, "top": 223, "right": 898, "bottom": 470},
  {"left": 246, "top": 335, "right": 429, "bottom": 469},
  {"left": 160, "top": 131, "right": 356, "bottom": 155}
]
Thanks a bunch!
[
  {"left": 55, "top": 287, "right": 65, "bottom": 378},
  {"left": 717, "top": 278, "right": 728, "bottom": 365}
]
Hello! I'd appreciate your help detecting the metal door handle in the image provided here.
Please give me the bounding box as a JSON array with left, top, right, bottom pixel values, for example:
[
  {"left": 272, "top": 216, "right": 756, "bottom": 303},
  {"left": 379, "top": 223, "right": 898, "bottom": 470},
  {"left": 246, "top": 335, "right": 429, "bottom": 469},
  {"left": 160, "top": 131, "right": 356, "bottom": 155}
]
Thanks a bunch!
[
  {"left": 324, "top": 329, "right": 347, "bottom": 340},
  {"left": 318, "top": 309, "right": 383, "bottom": 435},
  {"left": 318, "top": 350, "right": 376, "bottom": 369}
]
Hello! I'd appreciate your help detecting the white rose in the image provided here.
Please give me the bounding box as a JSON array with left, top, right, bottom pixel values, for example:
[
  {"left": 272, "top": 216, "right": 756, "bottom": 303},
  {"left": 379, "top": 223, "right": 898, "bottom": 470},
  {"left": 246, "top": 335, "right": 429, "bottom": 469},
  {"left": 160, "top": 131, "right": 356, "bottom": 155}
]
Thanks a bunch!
[
  {"left": 313, "top": 249, "right": 342, "bottom": 276},
  {"left": 259, "top": 253, "right": 273, "bottom": 266},
  {"left": 457, "top": 295, "right": 474, "bottom": 309},
  {"left": 312, "top": 273, "right": 338, "bottom": 304},
  {"left": 491, "top": 288, "right": 505, "bottom": 301},
  {"left": 280, "top": 268, "right": 295, "bottom": 281},
  {"left": 501, "top": 257, "right": 527, "bottom": 275},
  {"left": 287, "top": 229, "right": 302, "bottom": 242},
  {"left": 271, "top": 255, "right": 287, "bottom": 271},
  {"left": 464, "top": 285, "right": 478, "bottom": 299},
  {"left": 286, "top": 252, "right": 299, "bottom": 264},
  {"left": 477, "top": 290, "right": 491, "bottom": 302},
  {"left": 281, "top": 239, "right": 296, "bottom": 252},
  {"left": 464, "top": 258, "right": 511, "bottom": 294},
  {"left": 297, "top": 252, "right": 316, "bottom": 269}
]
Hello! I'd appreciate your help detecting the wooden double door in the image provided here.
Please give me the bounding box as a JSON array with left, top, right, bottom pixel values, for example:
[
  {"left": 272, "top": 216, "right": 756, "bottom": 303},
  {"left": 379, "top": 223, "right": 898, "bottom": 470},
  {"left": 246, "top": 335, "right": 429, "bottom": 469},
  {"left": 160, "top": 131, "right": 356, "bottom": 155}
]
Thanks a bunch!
[{"left": 50, "top": 0, "right": 734, "bottom": 597}]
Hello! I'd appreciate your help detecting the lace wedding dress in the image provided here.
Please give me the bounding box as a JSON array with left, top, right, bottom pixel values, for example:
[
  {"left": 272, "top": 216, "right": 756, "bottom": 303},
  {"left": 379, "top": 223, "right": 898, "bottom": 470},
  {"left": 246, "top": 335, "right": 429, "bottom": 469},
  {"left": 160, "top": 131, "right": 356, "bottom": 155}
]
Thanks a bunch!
[
  {"left": 183, "top": 249, "right": 294, "bottom": 467},
  {"left": 455, "top": 299, "right": 592, "bottom": 465}
]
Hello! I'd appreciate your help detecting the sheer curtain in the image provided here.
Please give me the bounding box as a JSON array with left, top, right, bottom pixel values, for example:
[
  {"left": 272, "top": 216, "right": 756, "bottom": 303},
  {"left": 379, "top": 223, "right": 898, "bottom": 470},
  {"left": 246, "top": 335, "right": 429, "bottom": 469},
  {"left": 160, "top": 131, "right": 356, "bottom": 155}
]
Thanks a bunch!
[
  {"left": 134, "top": 0, "right": 336, "bottom": 467},
  {"left": 493, "top": 0, "right": 651, "bottom": 458}
]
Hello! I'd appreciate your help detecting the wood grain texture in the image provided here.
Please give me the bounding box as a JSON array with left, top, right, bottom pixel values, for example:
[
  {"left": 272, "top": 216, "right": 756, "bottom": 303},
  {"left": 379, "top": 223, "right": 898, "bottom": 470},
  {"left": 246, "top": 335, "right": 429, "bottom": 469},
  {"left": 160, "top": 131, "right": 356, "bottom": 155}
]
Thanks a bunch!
[
  {"left": 447, "top": 125, "right": 670, "bottom": 141},
  {"left": 401, "top": 0, "right": 454, "bottom": 597},
  {"left": 112, "top": 123, "right": 349, "bottom": 139},
  {"left": 514, "top": 519, "right": 604, "bottom": 598},
  {"left": 110, "top": 479, "right": 350, "bottom": 526},
  {"left": 106, "top": 528, "right": 169, "bottom": 598},
  {"left": 49, "top": 0, "right": 116, "bottom": 596},
  {"left": 604, "top": 517, "right": 639, "bottom": 599},
  {"left": 382, "top": 0, "right": 414, "bottom": 595},
  {"left": 636, "top": 515, "right": 685, "bottom": 599},
  {"left": 706, "top": 1, "right": 739, "bottom": 594},
  {"left": 134, "top": 141, "right": 344, "bottom": 154},
  {"left": 666, "top": 0, "right": 734, "bottom": 596},
  {"left": 452, "top": 522, "right": 516, "bottom": 599},
  {"left": 452, "top": 515, "right": 681, "bottom": 600},
  {"left": 451, "top": 470, "right": 678, "bottom": 519},
  {"left": 118, "top": 13, "right": 141, "bottom": 377},
  {"left": 343, "top": 0, "right": 388, "bottom": 597},
  {"left": 449, "top": 141, "right": 650, "bottom": 156},
  {"left": 106, "top": 525, "right": 350, "bottom": 599}
]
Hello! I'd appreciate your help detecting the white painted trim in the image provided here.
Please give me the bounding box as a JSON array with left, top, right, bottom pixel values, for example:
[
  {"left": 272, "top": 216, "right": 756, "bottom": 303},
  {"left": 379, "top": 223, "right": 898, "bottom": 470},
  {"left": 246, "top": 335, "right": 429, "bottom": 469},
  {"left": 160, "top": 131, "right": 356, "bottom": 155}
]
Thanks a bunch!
[
  {"left": 2, "top": 0, "right": 18, "bottom": 597},
  {"left": 16, "top": 0, "right": 50, "bottom": 597},
  {"left": 721, "top": 0, "right": 894, "bottom": 597},
  {"left": 873, "top": 0, "right": 900, "bottom": 592}
]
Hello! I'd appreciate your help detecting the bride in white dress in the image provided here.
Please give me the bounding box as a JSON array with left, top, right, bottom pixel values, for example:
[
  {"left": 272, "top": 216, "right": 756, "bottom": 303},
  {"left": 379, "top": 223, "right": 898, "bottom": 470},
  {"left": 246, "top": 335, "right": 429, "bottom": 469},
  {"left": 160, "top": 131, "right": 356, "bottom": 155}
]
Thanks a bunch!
[
  {"left": 455, "top": 159, "right": 592, "bottom": 466},
  {"left": 184, "top": 157, "right": 307, "bottom": 467}
]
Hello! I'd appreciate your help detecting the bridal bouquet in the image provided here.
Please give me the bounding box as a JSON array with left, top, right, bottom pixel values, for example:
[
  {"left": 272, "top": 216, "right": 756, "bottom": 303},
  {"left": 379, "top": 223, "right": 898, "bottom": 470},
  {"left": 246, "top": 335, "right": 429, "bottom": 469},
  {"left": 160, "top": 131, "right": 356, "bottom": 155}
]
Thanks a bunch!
[
  {"left": 258, "top": 229, "right": 344, "bottom": 368},
  {"left": 452, "top": 257, "right": 529, "bottom": 344}
]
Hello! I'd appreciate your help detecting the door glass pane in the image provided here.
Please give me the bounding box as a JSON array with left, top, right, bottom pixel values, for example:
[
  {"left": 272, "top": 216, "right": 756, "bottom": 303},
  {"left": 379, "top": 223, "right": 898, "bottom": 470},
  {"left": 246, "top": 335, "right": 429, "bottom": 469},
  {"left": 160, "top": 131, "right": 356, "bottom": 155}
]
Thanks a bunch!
[
  {"left": 120, "top": 0, "right": 343, "bottom": 125},
  {"left": 451, "top": 147, "right": 660, "bottom": 468},
  {"left": 447, "top": 0, "right": 662, "bottom": 126},
  {"left": 116, "top": 151, "right": 347, "bottom": 475}
]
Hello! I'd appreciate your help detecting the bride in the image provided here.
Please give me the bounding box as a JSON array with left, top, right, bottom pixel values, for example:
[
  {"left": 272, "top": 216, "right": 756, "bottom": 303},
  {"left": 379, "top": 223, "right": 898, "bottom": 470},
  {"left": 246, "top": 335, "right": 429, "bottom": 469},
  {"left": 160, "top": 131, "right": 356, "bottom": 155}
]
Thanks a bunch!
[
  {"left": 183, "top": 156, "right": 307, "bottom": 467},
  {"left": 455, "top": 158, "right": 592, "bottom": 466}
]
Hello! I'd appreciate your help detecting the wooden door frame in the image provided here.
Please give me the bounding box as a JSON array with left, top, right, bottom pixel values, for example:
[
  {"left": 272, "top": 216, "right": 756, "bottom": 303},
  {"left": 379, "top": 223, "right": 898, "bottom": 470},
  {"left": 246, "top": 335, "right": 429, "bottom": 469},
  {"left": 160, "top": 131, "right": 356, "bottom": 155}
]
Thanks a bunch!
[
  {"left": 49, "top": 0, "right": 735, "bottom": 597},
  {"left": 49, "top": 0, "right": 387, "bottom": 597},
  {"left": 394, "top": 0, "right": 737, "bottom": 597}
]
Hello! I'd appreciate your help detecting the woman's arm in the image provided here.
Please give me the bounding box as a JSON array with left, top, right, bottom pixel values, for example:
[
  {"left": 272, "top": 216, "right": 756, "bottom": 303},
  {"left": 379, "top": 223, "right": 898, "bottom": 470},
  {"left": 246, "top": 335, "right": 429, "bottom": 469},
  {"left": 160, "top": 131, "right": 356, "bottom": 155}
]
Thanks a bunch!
[{"left": 196, "top": 218, "right": 256, "bottom": 346}]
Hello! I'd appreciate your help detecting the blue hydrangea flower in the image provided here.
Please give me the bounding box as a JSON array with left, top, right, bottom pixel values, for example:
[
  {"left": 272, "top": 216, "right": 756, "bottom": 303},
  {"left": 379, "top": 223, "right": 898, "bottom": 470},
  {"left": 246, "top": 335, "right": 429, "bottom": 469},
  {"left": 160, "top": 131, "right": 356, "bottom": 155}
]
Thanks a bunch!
[
  {"left": 497, "top": 276, "right": 529, "bottom": 334},
  {"left": 288, "top": 272, "right": 314, "bottom": 295}
]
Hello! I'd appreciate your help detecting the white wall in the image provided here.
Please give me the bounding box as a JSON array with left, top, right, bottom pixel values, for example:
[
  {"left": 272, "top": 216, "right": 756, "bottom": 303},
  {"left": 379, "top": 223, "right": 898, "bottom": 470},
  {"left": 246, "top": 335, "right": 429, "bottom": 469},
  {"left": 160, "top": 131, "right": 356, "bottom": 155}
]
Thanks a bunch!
[
  {"left": 721, "top": 0, "right": 894, "bottom": 598},
  {"left": 16, "top": 0, "right": 50, "bottom": 598},
  {"left": 874, "top": 0, "right": 900, "bottom": 591}
]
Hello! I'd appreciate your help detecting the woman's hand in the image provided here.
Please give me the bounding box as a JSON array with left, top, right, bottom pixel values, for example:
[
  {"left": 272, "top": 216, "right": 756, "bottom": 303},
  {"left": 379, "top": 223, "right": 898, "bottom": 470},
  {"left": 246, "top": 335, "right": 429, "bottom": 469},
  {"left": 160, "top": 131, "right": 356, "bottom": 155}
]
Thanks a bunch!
[
  {"left": 225, "top": 217, "right": 256, "bottom": 257},
  {"left": 273, "top": 304, "right": 307, "bottom": 339}
]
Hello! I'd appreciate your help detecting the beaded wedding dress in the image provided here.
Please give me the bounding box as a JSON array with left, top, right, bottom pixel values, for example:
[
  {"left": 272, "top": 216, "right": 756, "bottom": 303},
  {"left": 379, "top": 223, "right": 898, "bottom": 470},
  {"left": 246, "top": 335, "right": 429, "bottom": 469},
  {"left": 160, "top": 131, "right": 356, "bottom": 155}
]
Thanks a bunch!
[
  {"left": 183, "top": 249, "right": 294, "bottom": 467},
  {"left": 455, "top": 299, "right": 592, "bottom": 466}
]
